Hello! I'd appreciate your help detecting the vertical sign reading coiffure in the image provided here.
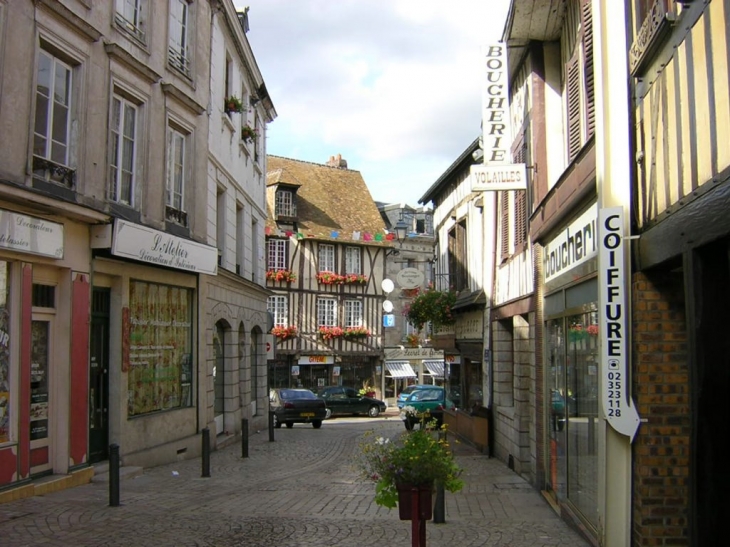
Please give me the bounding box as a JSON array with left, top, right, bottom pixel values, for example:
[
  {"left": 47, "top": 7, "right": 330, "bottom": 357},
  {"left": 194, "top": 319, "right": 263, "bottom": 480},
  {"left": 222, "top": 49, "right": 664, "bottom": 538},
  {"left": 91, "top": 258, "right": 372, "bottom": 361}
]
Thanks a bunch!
[{"left": 599, "top": 207, "right": 640, "bottom": 440}]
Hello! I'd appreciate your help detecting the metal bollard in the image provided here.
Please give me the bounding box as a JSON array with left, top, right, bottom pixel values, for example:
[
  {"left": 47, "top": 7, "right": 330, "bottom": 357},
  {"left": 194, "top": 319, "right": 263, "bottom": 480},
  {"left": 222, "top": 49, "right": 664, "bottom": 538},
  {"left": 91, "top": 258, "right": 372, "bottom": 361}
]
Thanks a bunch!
[
  {"left": 109, "top": 443, "right": 120, "bottom": 507},
  {"left": 201, "top": 427, "right": 211, "bottom": 477},
  {"left": 268, "top": 410, "right": 275, "bottom": 442},
  {"left": 241, "top": 418, "right": 249, "bottom": 458}
]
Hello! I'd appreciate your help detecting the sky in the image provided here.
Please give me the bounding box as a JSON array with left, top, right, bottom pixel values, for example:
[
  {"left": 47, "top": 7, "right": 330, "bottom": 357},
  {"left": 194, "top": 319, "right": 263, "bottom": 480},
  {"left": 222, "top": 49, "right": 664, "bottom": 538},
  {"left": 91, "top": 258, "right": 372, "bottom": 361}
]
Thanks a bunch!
[{"left": 233, "top": 0, "right": 512, "bottom": 207}]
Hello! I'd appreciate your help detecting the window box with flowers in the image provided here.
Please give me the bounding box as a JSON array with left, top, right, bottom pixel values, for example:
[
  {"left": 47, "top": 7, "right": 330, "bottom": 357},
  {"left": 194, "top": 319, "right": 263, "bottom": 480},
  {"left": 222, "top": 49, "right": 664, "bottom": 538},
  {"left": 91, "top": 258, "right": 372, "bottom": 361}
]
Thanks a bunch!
[
  {"left": 343, "top": 274, "right": 368, "bottom": 285},
  {"left": 316, "top": 271, "right": 345, "bottom": 285},
  {"left": 343, "top": 327, "right": 370, "bottom": 339},
  {"left": 318, "top": 326, "right": 344, "bottom": 340},
  {"left": 266, "top": 269, "right": 296, "bottom": 283},
  {"left": 354, "top": 420, "right": 463, "bottom": 516},
  {"left": 271, "top": 325, "right": 298, "bottom": 340},
  {"left": 405, "top": 333, "right": 421, "bottom": 348},
  {"left": 241, "top": 124, "right": 259, "bottom": 143},
  {"left": 224, "top": 95, "right": 244, "bottom": 114},
  {"left": 404, "top": 285, "right": 457, "bottom": 332}
]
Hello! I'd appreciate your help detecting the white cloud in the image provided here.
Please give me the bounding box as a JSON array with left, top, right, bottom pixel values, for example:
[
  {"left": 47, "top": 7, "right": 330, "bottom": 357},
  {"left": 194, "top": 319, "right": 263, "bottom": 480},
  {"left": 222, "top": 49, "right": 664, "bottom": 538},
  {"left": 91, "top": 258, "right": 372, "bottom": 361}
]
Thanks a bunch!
[{"left": 235, "top": 0, "right": 511, "bottom": 205}]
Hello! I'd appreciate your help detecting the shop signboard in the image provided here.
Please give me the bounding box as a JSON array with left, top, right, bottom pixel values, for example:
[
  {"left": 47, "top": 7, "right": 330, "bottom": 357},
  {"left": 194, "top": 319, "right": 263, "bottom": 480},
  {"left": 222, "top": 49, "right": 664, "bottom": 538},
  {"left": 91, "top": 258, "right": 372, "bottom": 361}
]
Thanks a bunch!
[{"left": 0, "top": 208, "right": 63, "bottom": 258}]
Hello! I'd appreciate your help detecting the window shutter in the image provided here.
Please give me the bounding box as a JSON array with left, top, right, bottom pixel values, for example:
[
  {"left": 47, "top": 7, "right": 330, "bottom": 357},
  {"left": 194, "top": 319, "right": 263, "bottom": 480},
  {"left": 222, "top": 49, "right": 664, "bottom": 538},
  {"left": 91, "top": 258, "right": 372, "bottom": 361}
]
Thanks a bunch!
[
  {"left": 581, "top": 0, "right": 595, "bottom": 138},
  {"left": 566, "top": 55, "right": 582, "bottom": 162},
  {"left": 500, "top": 193, "right": 509, "bottom": 259},
  {"left": 514, "top": 191, "right": 527, "bottom": 247}
]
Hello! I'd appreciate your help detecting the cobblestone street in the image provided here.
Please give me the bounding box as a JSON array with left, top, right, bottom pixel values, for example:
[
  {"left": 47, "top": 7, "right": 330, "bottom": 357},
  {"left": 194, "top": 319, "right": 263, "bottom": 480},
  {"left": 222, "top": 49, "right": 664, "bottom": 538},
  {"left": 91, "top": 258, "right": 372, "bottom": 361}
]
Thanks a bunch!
[{"left": 0, "top": 417, "right": 590, "bottom": 546}]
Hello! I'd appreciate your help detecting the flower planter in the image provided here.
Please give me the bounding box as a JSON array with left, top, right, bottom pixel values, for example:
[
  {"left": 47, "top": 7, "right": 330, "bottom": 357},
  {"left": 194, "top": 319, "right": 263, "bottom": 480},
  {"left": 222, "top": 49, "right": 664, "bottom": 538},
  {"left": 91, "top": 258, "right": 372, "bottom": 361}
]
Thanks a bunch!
[{"left": 396, "top": 483, "right": 433, "bottom": 521}]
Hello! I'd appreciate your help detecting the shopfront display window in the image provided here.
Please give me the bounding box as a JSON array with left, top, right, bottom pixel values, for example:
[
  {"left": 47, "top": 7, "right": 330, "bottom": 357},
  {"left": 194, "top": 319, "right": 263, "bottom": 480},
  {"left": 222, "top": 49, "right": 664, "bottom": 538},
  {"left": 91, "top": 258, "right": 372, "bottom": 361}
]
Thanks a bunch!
[
  {"left": 546, "top": 298, "right": 599, "bottom": 529},
  {"left": 128, "top": 281, "right": 193, "bottom": 416},
  {"left": 0, "top": 262, "right": 9, "bottom": 444}
]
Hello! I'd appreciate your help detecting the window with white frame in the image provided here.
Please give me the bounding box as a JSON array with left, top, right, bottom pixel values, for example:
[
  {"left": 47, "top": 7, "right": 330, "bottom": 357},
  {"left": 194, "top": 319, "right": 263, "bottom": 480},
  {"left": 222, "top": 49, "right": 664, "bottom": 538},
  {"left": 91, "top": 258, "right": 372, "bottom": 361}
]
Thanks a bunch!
[
  {"left": 317, "top": 298, "right": 337, "bottom": 327},
  {"left": 405, "top": 318, "right": 418, "bottom": 336},
  {"left": 318, "top": 244, "right": 335, "bottom": 272},
  {"left": 275, "top": 190, "right": 296, "bottom": 217},
  {"left": 115, "top": 0, "right": 147, "bottom": 41},
  {"left": 267, "top": 295, "right": 288, "bottom": 327},
  {"left": 267, "top": 239, "right": 288, "bottom": 271},
  {"left": 34, "top": 50, "right": 73, "bottom": 169},
  {"left": 108, "top": 93, "right": 138, "bottom": 205},
  {"left": 344, "top": 300, "right": 363, "bottom": 328},
  {"left": 166, "top": 124, "right": 188, "bottom": 225},
  {"left": 168, "top": 0, "right": 192, "bottom": 75},
  {"left": 345, "top": 247, "right": 361, "bottom": 274}
]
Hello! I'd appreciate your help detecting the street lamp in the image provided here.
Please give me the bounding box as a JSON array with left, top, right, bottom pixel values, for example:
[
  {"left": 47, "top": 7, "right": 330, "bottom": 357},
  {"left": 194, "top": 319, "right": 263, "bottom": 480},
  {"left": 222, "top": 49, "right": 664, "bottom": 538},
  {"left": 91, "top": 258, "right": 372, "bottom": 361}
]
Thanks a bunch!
[{"left": 386, "top": 219, "right": 409, "bottom": 256}]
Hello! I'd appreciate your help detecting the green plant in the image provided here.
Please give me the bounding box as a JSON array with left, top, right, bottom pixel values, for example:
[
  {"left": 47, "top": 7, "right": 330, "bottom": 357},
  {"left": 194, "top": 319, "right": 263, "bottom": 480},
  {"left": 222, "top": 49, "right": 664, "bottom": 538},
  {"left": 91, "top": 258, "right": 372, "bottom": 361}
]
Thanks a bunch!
[
  {"left": 354, "top": 424, "right": 463, "bottom": 509},
  {"left": 224, "top": 95, "right": 244, "bottom": 113},
  {"left": 241, "top": 124, "right": 259, "bottom": 142},
  {"left": 404, "top": 285, "right": 456, "bottom": 331}
]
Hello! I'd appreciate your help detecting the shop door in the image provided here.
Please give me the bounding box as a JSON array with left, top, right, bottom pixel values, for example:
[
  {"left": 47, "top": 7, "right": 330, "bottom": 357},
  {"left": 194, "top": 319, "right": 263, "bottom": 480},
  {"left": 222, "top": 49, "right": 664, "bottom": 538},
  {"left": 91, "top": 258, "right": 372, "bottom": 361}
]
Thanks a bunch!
[
  {"left": 213, "top": 322, "right": 225, "bottom": 434},
  {"left": 693, "top": 239, "right": 730, "bottom": 544},
  {"left": 30, "top": 316, "right": 52, "bottom": 476},
  {"left": 89, "top": 289, "right": 110, "bottom": 464}
]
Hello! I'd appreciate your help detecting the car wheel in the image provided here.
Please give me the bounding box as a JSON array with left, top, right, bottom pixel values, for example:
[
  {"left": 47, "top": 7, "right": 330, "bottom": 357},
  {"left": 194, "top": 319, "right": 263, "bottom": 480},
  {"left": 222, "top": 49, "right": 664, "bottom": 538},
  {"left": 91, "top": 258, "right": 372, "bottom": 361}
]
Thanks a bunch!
[
  {"left": 286, "top": 422, "right": 294, "bottom": 429},
  {"left": 312, "top": 420, "right": 322, "bottom": 429},
  {"left": 368, "top": 406, "right": 380, "bottom": 418},
  {"left": 404, "top": 419, "right": 413, "bottom": 431},
  {"left": 325, "top": 408, "right": 332, "bottom": 420},
  {"left": 274, "top": 415, "right": 282, "bottom": 428}
]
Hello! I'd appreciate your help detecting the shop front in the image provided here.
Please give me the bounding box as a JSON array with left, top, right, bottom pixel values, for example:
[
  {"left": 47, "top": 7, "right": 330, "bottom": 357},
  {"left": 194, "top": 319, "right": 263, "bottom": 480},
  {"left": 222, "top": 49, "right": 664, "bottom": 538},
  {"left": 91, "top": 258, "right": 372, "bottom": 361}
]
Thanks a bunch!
[
  {"left": 541, "top": 201, "right": 599, "bottom": 531},
  {"left": 383, "top": 347, "right": 445, "bottom": 406},
  {"left": 90, "top": 219, "right": 217, "bottom": 468},
  {"left": 0, "top": 206, "right": 96, "bottom": 492}
]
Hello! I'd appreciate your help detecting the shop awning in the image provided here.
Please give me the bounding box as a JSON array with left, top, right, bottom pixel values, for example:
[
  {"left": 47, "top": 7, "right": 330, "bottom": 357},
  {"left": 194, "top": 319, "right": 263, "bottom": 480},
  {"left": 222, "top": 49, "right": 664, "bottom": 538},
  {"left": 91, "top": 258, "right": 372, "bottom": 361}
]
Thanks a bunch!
[
  {"left": 386, "top": 361, "right": 417, "bottom": 378},
  {"left": 423, "top": 360, "right": 445, "bottom": 377}
]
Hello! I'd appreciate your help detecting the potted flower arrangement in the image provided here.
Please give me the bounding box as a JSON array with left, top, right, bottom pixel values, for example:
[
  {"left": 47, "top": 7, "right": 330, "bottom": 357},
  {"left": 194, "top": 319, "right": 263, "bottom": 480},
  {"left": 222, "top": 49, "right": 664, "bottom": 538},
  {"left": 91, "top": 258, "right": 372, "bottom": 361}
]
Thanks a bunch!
[
  {"left": 354, "top": 423, "right": 463, "bottom": 518},
  {"left": 343, "top": 274, "right": 368, "bottom": 284},
  {"left": 343, "top": 326, "right": 370, "bottom": 339},
  {"left": 358, "top": 383, "right": 376, "bottom": 398},
  {"left": 405, "top": 333, "right": 420, "bottom": 347},
  {"left": 316, "top": 271, "right": 344, "bottom": 285},
  {"left": 271, "top": 325, "right": 298, "bottom": 340},
  {"left": 318, "top": 326, "right": 344, "bottom": 340},
  {"left": 224, "top": 95, "right": 244, "bottom": 114},
  {"left": 241, "top": 124, "right": 259, "bottom": 143},
  {"left": 404, "top": 285, "right": 457, "bottom": 331},
  {"left": 266, "top": 269, "right": 296, "bottom": 283}
]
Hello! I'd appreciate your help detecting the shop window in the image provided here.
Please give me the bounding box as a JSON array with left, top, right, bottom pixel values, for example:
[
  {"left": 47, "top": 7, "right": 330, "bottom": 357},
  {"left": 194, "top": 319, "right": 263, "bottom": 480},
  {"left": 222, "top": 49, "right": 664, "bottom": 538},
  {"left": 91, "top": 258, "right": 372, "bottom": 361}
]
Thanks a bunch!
[
  {"left": 0, "top": 262, "right": 11, "bottom": 444},
  {"left": 127, "top": 281, "right": 193, "bottom": 415}
]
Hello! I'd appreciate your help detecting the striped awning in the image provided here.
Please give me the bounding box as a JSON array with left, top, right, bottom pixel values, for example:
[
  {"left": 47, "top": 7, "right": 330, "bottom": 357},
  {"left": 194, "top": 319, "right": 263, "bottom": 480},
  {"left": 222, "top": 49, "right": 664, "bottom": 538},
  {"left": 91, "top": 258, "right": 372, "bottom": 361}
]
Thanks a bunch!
[
  {"left": 386, "top": 361, "right": 417, "bottom": 378},
  {"left": 423, "top": 360, "right": 445, "bottom": 377}
]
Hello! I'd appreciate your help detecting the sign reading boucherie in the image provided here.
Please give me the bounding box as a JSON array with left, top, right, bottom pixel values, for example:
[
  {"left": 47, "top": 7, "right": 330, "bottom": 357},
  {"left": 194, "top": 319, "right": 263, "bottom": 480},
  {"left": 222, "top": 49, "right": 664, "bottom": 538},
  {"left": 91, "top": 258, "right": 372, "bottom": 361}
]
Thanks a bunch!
[{"left": 112, "top": 219, "right": 217, "bottom": 275}]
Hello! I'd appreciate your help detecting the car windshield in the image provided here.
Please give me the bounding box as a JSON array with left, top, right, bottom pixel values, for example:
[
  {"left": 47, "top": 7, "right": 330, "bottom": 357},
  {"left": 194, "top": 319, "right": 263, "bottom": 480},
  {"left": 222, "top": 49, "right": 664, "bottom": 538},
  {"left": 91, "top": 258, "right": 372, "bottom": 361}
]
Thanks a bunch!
[
  {"left": 410, "top": 389, "right": 442, "bottom": 402},
  {"left": 280, "top": 389, "right": 317, "bottom": 400}
]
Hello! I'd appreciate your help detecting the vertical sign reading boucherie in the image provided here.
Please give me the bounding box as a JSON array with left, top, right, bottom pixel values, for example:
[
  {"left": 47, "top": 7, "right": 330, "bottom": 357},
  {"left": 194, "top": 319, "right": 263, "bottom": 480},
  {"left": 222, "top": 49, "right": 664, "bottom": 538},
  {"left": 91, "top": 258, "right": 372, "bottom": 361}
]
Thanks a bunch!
[{"left": 599, "top": 207, "right": 640, "bottom": 440}]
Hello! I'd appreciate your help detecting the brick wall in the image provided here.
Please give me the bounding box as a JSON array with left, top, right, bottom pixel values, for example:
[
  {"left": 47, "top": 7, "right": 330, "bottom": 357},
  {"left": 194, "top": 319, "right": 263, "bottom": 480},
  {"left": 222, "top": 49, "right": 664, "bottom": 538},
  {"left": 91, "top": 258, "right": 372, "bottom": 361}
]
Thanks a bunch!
[{"left": 632, "top": 270, "right": 690, "bottom": 546}]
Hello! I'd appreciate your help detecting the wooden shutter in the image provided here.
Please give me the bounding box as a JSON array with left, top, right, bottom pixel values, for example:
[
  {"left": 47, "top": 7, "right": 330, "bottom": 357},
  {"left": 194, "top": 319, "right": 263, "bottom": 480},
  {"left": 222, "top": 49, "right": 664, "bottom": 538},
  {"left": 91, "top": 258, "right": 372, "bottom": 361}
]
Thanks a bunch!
[
  {"left": 513, "top": 139, "right": 528, "bottom": 248},
  {"left": 581, "top": 0, "right": 595, "bottom": 138},
  {"left": 500, "top": 193, "right": 509, "bottom": 260},
  {"left": 566, "top": 55, "right": 582, "bottom": 162}
]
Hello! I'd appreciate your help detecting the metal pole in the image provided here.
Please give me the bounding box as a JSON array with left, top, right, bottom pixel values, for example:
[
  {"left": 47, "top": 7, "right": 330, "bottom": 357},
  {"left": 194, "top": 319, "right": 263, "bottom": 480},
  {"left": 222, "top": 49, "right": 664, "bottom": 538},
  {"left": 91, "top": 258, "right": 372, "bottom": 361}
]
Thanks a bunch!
[
  {"left": 109, "top": 443, "right": 120, "bottom": 507},
  {"left": 268, "top": 409, "right": 275, "bottom": 442},
  {"left": 201, "top": 427, "right": 211, "bottom": 477},
  {"left": 411, "top": 486, "right": 420, "bottom": 547},
  {"left": 241, "top": 418, "right": 249, "bottom": 458}
]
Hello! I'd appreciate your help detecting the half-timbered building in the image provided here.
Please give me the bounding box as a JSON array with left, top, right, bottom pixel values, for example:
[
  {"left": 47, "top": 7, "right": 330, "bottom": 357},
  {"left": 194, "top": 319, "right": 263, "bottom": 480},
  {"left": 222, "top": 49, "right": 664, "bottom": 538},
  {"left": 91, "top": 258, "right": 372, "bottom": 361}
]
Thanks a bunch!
[{"left": 265, "top": 155, "right": 389, "bottom": 396}]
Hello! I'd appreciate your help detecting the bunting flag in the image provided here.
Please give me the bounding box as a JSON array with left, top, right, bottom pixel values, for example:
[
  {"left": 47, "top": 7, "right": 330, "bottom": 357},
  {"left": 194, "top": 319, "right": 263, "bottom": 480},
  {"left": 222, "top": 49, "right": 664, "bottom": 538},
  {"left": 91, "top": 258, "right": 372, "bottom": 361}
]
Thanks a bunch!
[
  {"left": 265, "top": 226, "right": 272, "bottom": 235},
  {"left": 385, "top": 233, "right": 396, "bottom": 241},
  {"left": 374, "top": 233, "right": 384, "bottom": 242},
  {"left": 296, "top": 232, "right": 304, "bottom": 239},
  {"left": 285, "top": 230, "right": 294, "bottom": 237},
  {"left": 363, "top": 232, "right": 373, "bottom": 241},
  {"left": 352, "top": 231, "right": 361, "bottom": 241},
  {"left": 331, "top": 231, "right": 339, "bottom": 238}
]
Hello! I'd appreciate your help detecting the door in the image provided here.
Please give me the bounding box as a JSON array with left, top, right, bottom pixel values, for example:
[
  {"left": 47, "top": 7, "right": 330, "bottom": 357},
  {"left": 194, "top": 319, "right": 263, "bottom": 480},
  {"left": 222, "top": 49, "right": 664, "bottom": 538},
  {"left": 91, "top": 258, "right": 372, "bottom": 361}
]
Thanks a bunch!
[
  {"left": 89, "top": 288, "right": 110, "bottom": 464},
  {"left": 29, "top": 316, "right": 52, "bottom": 476},
  {"left": 213, "top": 322, "right": 225, "bottom": 435}
]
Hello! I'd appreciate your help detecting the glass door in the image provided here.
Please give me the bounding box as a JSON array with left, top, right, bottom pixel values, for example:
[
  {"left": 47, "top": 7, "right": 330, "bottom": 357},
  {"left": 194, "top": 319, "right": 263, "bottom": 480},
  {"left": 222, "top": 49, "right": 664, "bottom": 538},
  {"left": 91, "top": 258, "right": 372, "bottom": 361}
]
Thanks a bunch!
[
  {"left": 89, "top": 289, "right": 110, "bottom": 463},
  {"left": 30, "top": 317, "right": 52, "bottom": 476}
]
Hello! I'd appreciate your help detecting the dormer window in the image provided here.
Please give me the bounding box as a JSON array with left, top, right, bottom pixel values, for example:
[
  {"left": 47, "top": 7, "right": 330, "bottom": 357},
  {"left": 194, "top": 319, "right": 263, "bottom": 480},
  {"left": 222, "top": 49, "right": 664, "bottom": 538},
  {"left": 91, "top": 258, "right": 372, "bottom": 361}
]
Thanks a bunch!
[{"left": 275, "top": 189, "right": 297, "bottom": 219}]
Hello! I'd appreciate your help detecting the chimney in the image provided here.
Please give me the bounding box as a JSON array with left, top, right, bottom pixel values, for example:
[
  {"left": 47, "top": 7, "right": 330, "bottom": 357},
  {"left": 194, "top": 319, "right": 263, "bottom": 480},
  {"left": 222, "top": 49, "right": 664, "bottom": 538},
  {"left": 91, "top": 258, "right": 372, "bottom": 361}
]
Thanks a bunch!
[{"left": 326, "top": 154, "right": 347, "bottom": 169}]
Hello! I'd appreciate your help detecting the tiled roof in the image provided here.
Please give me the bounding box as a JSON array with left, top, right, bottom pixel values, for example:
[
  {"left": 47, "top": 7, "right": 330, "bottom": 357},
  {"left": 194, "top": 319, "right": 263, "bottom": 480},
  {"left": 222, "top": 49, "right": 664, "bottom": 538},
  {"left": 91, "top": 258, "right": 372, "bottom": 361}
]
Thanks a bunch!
[{"left": 266, "top": 155, "right": 389, "bottom": 245}]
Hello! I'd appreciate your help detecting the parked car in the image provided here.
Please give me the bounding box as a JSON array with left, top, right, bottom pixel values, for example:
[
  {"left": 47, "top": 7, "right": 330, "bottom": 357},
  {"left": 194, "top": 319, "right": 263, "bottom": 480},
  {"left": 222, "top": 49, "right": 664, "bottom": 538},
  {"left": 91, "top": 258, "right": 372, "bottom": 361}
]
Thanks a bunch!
[
  {"left": 396, "top": 384, "right": 433, "bottom": 409},
  {"left": 269, "top": 388, "right": 327, "bottom": 429},
  {"left": 400, "top": 386, "right": 455, "bottom": 430},
  {"left": 317, "top": 386, "right": 387, "bottom": 418}
]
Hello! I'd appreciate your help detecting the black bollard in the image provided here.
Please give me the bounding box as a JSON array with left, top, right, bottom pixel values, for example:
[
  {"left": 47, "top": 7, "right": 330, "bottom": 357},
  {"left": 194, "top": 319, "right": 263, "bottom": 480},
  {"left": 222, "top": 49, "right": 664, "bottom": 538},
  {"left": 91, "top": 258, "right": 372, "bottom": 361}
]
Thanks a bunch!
[
  {"left": 268, "top": 410, "right": 275, "bottom": 442},
  {"left": 109, "top": 443, "right": 120, "bottom": 507},
  {"left": 201, "top": 427, "right": 211, "bottom": 477},
  {"left": 241, "top": 418, "right": 249, "bottom": 458}
]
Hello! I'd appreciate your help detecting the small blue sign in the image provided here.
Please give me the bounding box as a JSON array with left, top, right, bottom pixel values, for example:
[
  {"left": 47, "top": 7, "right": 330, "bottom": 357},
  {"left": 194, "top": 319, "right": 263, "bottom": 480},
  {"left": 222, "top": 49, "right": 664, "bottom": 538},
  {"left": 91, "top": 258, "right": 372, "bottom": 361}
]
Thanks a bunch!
[{"left": 383, "top": 314, "right": 395, "bottom": 327}]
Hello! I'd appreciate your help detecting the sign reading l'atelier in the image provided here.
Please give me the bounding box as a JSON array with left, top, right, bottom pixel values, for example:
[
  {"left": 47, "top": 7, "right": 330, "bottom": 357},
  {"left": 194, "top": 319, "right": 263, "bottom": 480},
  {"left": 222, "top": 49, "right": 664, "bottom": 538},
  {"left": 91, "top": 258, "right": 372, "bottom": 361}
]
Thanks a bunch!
[
  {"left": 109, "top": 219, "right": 218, "bottom": 275},
  {"left": 0, "top": 208, "right": 64, "bottom": 258}
]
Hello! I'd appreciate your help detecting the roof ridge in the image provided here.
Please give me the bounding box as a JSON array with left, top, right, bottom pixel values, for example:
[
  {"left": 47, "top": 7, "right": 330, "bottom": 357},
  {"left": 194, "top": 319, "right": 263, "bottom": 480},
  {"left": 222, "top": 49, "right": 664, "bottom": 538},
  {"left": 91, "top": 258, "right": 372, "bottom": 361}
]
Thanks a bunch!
[{"left": 267, "top": 154, "right": 360, "bottom": 173}]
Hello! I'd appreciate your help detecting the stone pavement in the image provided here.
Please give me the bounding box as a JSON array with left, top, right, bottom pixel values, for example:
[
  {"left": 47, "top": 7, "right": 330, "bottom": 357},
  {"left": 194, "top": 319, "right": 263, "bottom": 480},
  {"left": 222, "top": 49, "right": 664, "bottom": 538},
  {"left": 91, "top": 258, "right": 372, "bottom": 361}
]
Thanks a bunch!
[{"left": 0, "top": 416, "right": 590, "bottom": 546}]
